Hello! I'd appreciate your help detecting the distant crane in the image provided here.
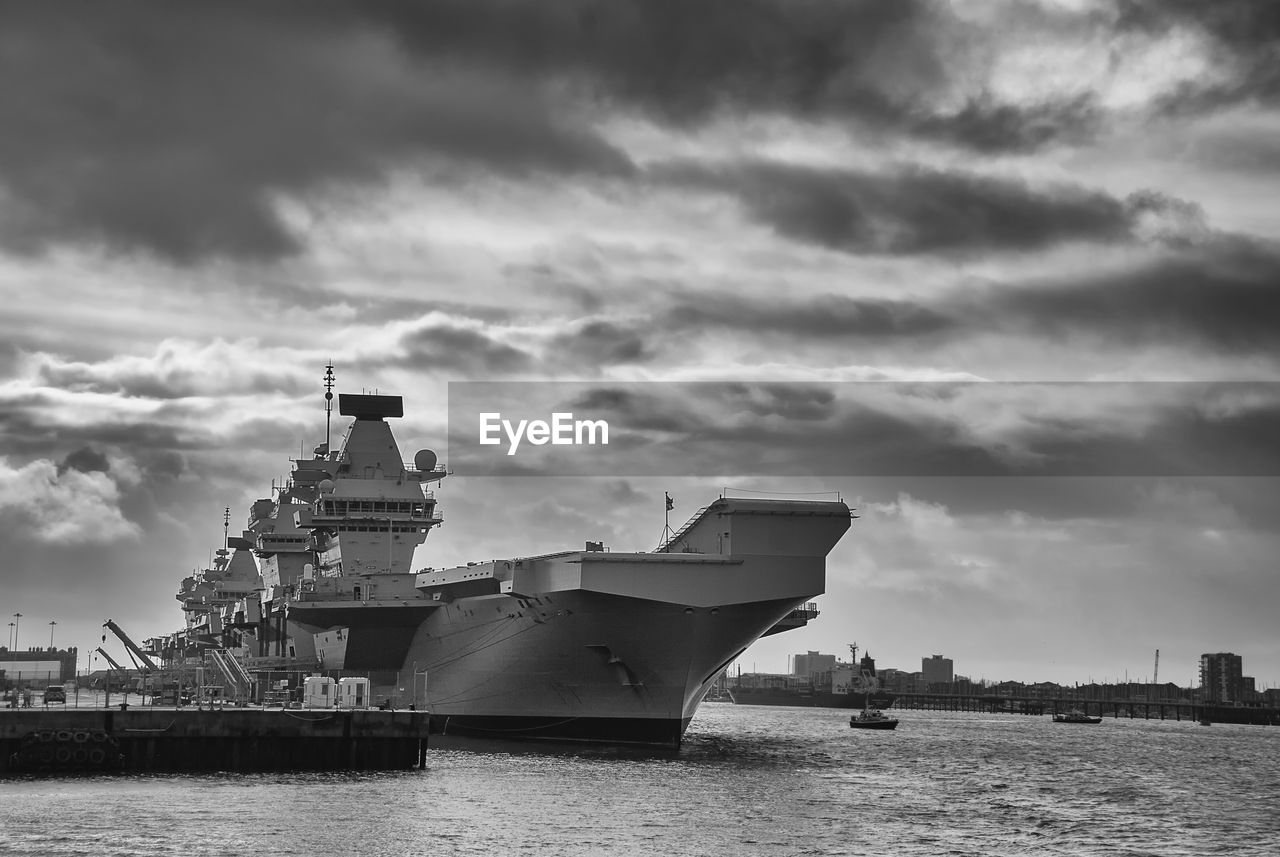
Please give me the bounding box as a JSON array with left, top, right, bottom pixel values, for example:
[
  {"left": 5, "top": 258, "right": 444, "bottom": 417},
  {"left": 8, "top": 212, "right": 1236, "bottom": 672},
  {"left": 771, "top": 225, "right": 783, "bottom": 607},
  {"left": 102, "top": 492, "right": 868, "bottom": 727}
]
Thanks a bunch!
[{"left": 94, "top": 647, "right": 125, "bottom": 671}]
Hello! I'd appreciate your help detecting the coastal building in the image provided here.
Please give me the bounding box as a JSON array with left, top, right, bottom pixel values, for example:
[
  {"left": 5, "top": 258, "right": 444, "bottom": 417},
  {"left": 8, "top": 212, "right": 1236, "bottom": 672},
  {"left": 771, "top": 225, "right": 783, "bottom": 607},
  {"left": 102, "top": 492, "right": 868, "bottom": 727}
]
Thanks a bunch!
[
  {"left": 922, "top": 654, "right": 954, "bottom": 686},
  {"left": 0, "top": 647, "right": 79, "bottom": 687},
  {"left": 1200, "top": 652, "right": 1245, "bottom": 703},
  {"left": 793, "top": 651, "right": 836, "bottom": 678}
]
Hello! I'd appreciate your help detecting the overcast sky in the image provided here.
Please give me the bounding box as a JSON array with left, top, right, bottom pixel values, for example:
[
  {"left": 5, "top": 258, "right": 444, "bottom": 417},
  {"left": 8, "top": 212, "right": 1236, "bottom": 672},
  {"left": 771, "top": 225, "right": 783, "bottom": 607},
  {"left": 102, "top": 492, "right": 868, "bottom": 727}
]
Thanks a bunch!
[{"left": 1, "top": 0, "right": 1277, "bottom": 689}]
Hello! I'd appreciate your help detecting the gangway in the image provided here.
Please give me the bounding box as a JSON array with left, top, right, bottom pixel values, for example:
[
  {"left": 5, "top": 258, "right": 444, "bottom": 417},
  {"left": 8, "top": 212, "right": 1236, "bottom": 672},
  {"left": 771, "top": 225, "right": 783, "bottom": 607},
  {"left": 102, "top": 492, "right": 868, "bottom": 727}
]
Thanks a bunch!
[{"left": 208, "top": 648, "right": 253, "bottom": 702}]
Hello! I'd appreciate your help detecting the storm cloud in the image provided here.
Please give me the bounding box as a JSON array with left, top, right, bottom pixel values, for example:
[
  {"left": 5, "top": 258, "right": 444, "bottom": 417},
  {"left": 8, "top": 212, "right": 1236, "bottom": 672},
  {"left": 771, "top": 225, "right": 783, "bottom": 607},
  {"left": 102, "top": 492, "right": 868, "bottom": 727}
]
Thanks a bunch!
[
  {"left": 0, "top": 0, "right": 1121, "bottom": 263},
  {"left": 655, "top": 161, "right": 1142, "bottom": 255},
  {"left": 0, "top": 1, "right": 631, "bottom": 263},
  {"left": 1119, "top": 0, "right": 1280, "bottom": 111}
]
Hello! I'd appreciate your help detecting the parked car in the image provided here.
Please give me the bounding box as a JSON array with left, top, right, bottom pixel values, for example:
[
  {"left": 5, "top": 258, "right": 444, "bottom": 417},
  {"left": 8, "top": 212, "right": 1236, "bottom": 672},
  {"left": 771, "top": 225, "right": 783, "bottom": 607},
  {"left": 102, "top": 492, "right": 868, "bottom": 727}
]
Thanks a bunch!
[{"left": 43, "top": 685, "right": 66, "bottom": 704}]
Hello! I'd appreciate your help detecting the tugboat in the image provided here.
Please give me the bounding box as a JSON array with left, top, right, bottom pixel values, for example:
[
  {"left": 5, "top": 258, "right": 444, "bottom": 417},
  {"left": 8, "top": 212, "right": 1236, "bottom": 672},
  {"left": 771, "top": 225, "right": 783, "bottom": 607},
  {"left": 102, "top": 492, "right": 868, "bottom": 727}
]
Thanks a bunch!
[
  {"left": 1052, "top": 708, "right": 1103, "bottom": 724},
  {"left": 847, "top": 653, "right": 898, "bottom": 729},
  {"left": 849, "top": 707, "right": 899, "bottom": 730}
]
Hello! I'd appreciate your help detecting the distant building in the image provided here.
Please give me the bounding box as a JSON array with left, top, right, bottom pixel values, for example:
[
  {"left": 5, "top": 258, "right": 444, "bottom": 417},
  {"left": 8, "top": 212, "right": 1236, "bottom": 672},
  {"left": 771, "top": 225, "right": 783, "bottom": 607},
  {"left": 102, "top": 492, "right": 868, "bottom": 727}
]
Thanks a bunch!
[
  {"left": 1200, "top": 652, "right": 1244, "bottom": 703},
  {"left": 922, "top": 654, "right": 954, "bottom": 686},
  {"left": 0, "top": 647, "right": 79, "bottom": 686},
  {"left": 793, "top": 651, "right": 836, "bottom": 678}
]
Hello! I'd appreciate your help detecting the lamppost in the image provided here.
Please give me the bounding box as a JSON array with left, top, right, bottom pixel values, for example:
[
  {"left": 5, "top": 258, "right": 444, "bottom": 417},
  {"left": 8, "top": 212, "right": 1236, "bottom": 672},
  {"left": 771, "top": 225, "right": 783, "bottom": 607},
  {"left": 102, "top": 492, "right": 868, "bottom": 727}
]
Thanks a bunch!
[
  {"left": 12, "top": 613, "right": 21, "bottom": 651},
  {"left": 6, "top": 621, "right": 12, "bottom": 650},
  {"left": 49, "top": 620, "right": 57, "bottom": 649}
]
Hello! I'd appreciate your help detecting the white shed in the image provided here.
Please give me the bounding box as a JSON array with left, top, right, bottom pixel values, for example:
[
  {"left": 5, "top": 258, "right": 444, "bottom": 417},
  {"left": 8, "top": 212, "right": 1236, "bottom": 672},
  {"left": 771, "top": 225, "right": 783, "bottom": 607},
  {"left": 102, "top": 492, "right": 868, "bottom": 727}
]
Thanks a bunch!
[
  {"left": 302, "top": 675, "right": 336, "bottom": 709},
  {"left": 337, "top": 676, "right": 371, "bottom": 709}
]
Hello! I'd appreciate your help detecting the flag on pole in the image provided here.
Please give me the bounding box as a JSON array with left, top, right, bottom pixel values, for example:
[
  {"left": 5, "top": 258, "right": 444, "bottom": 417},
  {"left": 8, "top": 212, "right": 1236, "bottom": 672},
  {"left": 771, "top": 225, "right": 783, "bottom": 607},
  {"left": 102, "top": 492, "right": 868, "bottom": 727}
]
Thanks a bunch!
[{"left": 665, "top": 492, "right": 674, "bottom": 511}]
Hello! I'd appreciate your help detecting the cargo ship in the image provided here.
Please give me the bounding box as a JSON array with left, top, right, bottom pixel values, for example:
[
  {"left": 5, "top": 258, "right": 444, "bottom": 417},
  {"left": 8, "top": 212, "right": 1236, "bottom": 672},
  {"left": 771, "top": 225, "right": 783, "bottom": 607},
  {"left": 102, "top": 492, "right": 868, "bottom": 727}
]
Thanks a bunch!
[
  {"left": 729, "top": 646, "right": 896, "bottom": 710},
  {"left": 157, "top": 369, "right": 855, "bottom": 747}
]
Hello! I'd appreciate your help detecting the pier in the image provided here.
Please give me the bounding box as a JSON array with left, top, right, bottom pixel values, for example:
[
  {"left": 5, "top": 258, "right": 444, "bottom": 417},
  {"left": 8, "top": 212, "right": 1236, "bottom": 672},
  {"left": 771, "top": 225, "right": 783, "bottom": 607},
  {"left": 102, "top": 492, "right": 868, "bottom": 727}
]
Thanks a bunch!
[
  {"left": 1, "top": 707, "right": 429, "bottom": 775},
  {"left": 891, "top": 692, "right": 1280, "bottom": 725}
]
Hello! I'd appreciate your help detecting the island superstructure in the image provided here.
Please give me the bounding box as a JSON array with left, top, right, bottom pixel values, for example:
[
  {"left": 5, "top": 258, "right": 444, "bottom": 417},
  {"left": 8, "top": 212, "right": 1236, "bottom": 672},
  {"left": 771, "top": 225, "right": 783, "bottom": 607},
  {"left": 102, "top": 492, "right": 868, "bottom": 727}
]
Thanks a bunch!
[{"left": 156, "top": 373, "right": 854, "bottom": 747}]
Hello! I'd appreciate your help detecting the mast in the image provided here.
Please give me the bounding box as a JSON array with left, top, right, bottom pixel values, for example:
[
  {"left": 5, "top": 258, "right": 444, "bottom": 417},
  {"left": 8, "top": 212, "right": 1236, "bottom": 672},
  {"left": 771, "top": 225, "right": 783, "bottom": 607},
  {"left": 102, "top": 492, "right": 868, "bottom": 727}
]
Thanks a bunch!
[{"left": 324, "top": 362, "right": 335, "bottom": 454}]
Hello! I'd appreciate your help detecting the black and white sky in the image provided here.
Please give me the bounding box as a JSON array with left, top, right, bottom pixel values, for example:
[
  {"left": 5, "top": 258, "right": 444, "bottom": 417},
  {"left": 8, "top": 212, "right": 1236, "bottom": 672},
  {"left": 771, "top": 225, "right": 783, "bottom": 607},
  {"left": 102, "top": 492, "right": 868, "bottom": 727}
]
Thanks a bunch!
[{"left": 1, "top": 0, "right": 1277, "bottom": 687}]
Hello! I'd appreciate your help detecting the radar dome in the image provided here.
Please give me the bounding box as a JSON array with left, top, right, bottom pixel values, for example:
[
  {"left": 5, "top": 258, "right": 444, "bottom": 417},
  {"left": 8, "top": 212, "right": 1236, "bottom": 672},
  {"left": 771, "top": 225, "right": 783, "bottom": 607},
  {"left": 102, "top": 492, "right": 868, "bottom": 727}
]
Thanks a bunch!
[
  {"left": 318, "top": 479, "right": 335, "bottom": 495},
  {"left": 414, "top": 449, "right": 438, "bottom": 473}
]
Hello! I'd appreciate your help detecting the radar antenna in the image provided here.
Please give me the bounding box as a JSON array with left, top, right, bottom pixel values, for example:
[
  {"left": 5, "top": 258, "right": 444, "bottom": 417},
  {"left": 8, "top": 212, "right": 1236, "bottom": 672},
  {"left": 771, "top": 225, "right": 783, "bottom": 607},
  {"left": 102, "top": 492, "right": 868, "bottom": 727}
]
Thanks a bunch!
[{"left": 324, "top": 362, "right": 336, "bottom": 454}]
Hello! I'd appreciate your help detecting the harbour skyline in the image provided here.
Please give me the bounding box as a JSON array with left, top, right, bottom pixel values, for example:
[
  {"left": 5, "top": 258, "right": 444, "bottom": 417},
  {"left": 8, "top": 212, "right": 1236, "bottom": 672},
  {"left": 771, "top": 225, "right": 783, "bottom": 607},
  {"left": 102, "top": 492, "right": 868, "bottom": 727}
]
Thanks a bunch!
[{"left": 1, "top": 1, "right": 1277, "bottom": 689}]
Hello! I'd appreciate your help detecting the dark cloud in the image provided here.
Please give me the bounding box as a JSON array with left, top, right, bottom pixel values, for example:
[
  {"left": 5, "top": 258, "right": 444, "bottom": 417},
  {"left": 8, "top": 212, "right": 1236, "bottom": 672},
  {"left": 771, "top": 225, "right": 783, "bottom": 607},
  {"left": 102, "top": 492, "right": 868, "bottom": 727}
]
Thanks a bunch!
[
  {"left": 912, "top": 93, "right": 1099, "bottom": 154},
  {"left": 57, "top": 447, "right": 110, "bottom": 476},
  {"left": 597, "top": 479, "right": 644, "bottom": 507},
  {"left": 717, "top": 383, "right": 838, "bottom": 422},
  {"left": 547, "top": 321, "right": 652, "bottom": 367},
  {"left": 0, "top": 1, "right": 1117, "bottom": 262},
  {"left": 221, "top": 417, "right": 320, "bottom": 464},
  {"left": 396, "top": 324, "right": 533, "bottom": 375},
  {"left": 369, "top": 0, "right": 1098, "bottom": 151},
  {"left": 0, "top": 388, "right": 199, "bottom": 465},
  {"left": 649, "top": 228, "right": 1278, "bottom": 355},
  {"left": 986, "top": 236, "right": 1280, "bottom": 353},
  {"left": 1119, "top": 0, "right": 1280, "bottom": 112},
  {"left": 34, "top": 359, "right": 316, "bottom": 401},
  {"left": 666, "top": 292, "right": 955, "bottom": 340},
  {"left": 447, "top": 381, "right": 1280, "bottom": 478},
  {"left": 0, "top": 1, "right": 630, "bottom": 263},
  {"left": 655, "top": 161, "right": 1137, "bottom": 255}
]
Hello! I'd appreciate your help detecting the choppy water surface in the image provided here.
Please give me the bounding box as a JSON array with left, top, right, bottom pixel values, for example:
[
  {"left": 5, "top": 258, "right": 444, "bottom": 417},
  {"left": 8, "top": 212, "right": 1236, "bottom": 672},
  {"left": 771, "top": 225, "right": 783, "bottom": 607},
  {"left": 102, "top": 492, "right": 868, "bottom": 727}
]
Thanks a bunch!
[{"left": 3, "top": 704, "right": 1278, "bottom": 856}]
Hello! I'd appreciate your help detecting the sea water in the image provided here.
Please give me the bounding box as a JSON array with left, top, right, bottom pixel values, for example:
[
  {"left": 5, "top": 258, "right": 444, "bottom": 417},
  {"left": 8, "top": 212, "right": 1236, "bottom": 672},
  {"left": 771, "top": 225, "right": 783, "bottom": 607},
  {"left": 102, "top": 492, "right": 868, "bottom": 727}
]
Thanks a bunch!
[{"left": 2, "top": 703, "right": 1277, "bottom": 856}]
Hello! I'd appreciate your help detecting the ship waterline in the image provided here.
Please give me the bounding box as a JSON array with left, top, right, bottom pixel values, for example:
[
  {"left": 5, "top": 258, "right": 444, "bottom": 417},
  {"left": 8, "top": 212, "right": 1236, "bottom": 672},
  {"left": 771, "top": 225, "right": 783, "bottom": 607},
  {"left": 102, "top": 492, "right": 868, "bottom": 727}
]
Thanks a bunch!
[{"left": 158, "top": 379, "right": 854, "bottom": 748}]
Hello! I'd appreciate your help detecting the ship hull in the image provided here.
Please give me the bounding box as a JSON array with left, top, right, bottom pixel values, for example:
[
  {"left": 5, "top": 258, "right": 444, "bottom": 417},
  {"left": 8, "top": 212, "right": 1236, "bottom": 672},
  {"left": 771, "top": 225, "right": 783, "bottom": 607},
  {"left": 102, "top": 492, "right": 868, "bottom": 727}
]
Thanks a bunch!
[{"left": 402, "top": 591, "right": 807, "bottom": 748}]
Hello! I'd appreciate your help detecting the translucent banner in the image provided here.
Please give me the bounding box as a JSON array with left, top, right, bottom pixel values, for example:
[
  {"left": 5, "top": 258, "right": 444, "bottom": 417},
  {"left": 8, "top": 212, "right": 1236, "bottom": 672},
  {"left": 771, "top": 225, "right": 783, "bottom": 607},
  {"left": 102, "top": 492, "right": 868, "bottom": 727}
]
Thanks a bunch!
[{"left": 446, "top": 381, "right": 1280, "bottom": 477}]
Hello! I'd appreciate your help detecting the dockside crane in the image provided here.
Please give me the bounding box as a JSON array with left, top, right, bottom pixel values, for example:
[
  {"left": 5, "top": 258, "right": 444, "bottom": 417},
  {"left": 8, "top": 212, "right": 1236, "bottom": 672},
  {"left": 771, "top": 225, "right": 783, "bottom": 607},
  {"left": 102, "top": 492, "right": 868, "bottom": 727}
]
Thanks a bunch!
[
  {"left": 94, "top": 647, "right": 125, "bottom": 671},
  {"left": 102, "top": 619, "right": 160, "bottom": 672}
]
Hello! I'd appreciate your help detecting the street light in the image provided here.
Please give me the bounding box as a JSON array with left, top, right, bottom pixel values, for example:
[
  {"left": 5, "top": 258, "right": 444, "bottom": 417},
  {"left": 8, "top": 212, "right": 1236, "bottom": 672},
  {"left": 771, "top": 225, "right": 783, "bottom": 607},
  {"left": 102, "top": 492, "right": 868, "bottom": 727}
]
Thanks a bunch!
[
  {"left": 12, "top": 613, "right": 20, "bottom": 651},
  {"left": 6, "top": 621, "right": 12, "bottom": 651},
  {"left": 49, "top": 620, "right": 57, "bottom": 649}
]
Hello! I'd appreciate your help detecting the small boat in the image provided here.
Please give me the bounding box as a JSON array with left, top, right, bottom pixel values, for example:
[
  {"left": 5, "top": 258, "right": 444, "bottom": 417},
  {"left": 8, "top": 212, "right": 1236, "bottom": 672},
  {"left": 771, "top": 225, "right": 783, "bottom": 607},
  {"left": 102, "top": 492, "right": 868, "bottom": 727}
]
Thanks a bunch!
[
  {"left": 1198, "top": 717, "right": 1212, "bottom": 726},
  {"left": 849, "top": 708, "right": 898, "bottom": 730},
  {"left": 1052, "top": 708, "right": 1102, "bottom": 724}
]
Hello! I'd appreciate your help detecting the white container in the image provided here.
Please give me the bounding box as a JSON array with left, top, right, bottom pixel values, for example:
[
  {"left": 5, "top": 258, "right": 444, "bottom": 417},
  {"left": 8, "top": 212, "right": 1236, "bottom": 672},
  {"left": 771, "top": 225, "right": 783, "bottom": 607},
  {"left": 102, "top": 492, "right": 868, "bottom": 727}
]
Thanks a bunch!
[
  {"left": 337, "top": 676, "right": 370, "bottom": 709},
  {"left": 302, "top": 675, "right": 336, "bottom": 709}
]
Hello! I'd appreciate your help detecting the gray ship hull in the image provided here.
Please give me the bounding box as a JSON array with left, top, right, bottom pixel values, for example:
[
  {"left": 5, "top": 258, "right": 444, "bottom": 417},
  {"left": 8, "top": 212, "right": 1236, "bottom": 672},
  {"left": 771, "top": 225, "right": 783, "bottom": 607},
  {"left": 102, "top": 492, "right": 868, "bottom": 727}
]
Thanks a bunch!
[
  {"left": 274, "top": 498, "right": 853, "bottom": 747},
  {"left": 406, "top": 591, "right": 805, "bottom": 746}
]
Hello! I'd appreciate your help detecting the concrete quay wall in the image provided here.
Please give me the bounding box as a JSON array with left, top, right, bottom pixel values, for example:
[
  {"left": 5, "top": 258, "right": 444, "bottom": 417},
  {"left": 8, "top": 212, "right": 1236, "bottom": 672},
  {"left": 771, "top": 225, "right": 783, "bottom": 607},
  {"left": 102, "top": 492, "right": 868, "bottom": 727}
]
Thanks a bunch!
[{"left": 0, "top": 707, "right": 429, "bottom": 774}]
